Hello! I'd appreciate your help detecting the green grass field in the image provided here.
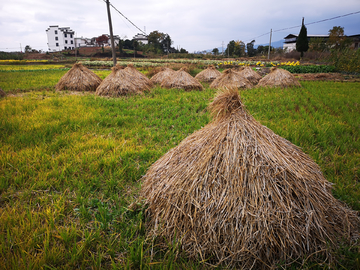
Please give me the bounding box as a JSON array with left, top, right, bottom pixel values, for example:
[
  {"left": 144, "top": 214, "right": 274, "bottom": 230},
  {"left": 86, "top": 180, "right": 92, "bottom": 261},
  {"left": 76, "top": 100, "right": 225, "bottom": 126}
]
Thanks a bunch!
[{"left": 0, "top": 66, "right": 360, "bottom": 269}]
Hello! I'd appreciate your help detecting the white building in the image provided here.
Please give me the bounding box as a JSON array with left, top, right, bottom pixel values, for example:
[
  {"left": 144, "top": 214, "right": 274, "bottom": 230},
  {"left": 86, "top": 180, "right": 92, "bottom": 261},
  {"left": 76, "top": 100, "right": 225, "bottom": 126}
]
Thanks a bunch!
[
  {"left": 46, "top": 25, "right": 75, "bottom": 52},
  {"left": 74, "top": 37, "right": 95, "bottom": 47},
  {"left": 75, "top": 34, "right": 121, "bottom": 48},
  {"left": 283, "top": 34, "right": 329, "bottom": 51},
  {"left": 133, "top": 33, "right": 148, "bottom": 44}
]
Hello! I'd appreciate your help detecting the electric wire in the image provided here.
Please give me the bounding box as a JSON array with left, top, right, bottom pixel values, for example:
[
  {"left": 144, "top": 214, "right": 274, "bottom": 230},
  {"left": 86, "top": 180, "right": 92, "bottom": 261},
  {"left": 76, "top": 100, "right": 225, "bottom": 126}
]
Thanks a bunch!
[
  {"left": 244, "top": 10, "right": 360, "bottom": 42},
  {"left": 103, "top": 0, "right": 146, "bottom": 35}
]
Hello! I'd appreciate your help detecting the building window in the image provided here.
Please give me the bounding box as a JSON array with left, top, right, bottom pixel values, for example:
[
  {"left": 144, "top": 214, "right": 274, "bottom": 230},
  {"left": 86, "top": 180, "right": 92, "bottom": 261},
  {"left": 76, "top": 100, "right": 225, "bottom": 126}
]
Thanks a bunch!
[
  {"left": 71, "top": 40, "right": 73, "bottom": 44},
  {"left": 55, "top": 30, "right": 58, "bottom": 34},
  {"left": 64, "top": 46, "right": 67, "bottom": 49},
  {"left": 55, "top": 37, "right": 58, "bottom": 41},
  {"left": 56, "top": 43, "right": 59, "bottom": 47},
  {"left": 65, "top": 40, "right": 68, "bottom": 44},
  {"left": 65, "top": 34, "right": 67, "bottom": 38},
  {"left": 70, "top": 34, "right": 73, "bottom": 38}
]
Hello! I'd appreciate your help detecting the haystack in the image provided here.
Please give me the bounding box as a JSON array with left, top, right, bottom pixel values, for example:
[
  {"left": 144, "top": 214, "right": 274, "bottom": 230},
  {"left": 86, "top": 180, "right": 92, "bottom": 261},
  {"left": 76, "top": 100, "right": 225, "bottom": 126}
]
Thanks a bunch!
[
  {"left": 124, "top": 64, "right": 153, "bottom": 89},
  {"left": 160, "top": 68, "right": 203, "bottom": 91},
  {"left": 194, "top": 65, "right": 222, "bottom": 83},
  {"left": 96, "top": 65, "right": 150, "bottom": 97},
  {"left": 55, "top": 63, "right": 102, "bottom": 91},
  {"left": 210, "top": 68, "right": 252, "bottom": 89},
  {"left": 257, "top": 67, "right": 301, "bottom": 88},
  {"left": 141, "top": 88, "right": 359, "bottom": 268},
  {"left": 150, "top": 67, "right": 176, "bottom": 84},
  {"left": 236, "top": 66, "right": 262, "bottom": 85}
]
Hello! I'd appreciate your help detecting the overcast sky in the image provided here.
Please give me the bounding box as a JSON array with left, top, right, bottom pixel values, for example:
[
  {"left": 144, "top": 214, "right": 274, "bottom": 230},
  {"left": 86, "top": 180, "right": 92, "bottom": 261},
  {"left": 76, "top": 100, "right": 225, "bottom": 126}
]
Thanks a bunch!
[{"left": 1, "top": 0, "right": 359, "bottom": 53}]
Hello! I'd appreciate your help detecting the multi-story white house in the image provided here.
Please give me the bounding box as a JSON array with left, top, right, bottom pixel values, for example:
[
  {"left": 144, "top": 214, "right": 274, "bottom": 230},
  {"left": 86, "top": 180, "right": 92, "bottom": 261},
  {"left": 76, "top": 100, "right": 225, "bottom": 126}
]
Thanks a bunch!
[
  {"left": 133, "top": 33, "right": 148, "bottom": 44},
  {"left": 46, "top": 25, "right": 75, "bottom": 52}
]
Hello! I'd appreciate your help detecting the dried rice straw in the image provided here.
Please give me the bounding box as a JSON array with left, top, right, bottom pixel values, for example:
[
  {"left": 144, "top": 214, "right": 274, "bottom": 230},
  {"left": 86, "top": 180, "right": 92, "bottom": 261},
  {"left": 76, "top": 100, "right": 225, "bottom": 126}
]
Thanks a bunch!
[
  {"left": 55, "top": 62, "right": 102, "bottom": 91},
  {"left": 141, "top": 87, "right": 359, "bottom": 268}
]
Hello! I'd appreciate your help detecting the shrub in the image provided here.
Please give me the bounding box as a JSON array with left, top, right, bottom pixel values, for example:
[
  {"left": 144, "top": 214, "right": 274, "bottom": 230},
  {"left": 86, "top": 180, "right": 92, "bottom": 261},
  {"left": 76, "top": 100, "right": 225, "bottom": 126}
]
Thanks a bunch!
[
  {"left": 329, "top": 48, "right": 360, "bottom": 74},
  {"left": 0, "top": 51, "right": 24, "bottom": 60},
  {"left": 280, "top": 65, "right": 336, "bottom": 73}
]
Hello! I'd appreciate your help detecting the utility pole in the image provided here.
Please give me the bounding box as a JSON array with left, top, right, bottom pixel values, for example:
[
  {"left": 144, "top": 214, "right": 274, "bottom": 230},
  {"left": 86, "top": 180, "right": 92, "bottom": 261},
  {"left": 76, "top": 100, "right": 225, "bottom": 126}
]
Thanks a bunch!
[
  {"left": 268, "top": 29, "right": 272, "bottom": 60},
  {"left": 75, "top": 34, "right": 77, "bottom": 61},
  {"left": 106, "top": 0, "right": 117, "bottom": 66}
]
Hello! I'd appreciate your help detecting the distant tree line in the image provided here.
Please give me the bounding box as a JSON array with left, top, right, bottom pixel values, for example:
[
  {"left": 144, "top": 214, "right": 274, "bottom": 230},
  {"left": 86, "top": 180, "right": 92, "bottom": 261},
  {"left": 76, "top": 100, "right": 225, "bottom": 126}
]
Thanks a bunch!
[
  {"left": 212, "top": 40, "right": 275, "bottom": 58},
  {"left": 116, "top": 31, "right": 188, "bottom": 56},
  {"left": 307, "top": 26, "right": 353, "bottom": 53}
]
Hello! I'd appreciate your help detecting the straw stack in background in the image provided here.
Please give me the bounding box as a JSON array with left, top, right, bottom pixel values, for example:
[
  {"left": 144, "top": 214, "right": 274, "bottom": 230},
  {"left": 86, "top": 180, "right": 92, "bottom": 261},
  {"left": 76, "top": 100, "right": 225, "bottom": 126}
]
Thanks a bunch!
[
  {"left": 96, "top": 64, "right": 152, "bottom": 97},
  {"left": 258, "top": 67, "right": 301, "bottom": 88},
  {"left": 55, "top": 63, "right": 102, "bottom": 92},
  {"left": 210, "top": 69, "right": 253, "bottom": 89},
  {"left": 160, "top": 67, "right": 203, "bottom": 91},
  {"left": 195, "top": 65, "right": 222, "bottom": 83}
]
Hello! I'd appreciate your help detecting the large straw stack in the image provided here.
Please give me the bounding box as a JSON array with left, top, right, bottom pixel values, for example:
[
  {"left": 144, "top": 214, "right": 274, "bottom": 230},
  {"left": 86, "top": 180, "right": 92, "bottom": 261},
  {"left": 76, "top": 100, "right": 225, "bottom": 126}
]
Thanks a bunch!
[
  {"left": 210, "top": 69, "right": 252, "bottom": 89},
  {"left": 161, "top": 68, "right": 203, "bottom": 91},
  {"left": 141, "top": 88, "right": 359, "bottom": 268},
  {"left": 124, "top": 64, "right": 153, "bottom": 89},
  {"left": 237, "top": 66, "right": 262, "bottom": 85},
  {"left": 150, "top": 67, "right": 176, "bottom": 84},
  {"left": 195, "top": 65, "right": 222, "bottom": 82},
  {"left": 258, "top": 67, "right": 301, "bottom": 88},
  {"left": 96, "top": 65, "right": 151, "bottom": 97},
  {"left": 55, "top": 63, "right": 102, "bottom": 91}
]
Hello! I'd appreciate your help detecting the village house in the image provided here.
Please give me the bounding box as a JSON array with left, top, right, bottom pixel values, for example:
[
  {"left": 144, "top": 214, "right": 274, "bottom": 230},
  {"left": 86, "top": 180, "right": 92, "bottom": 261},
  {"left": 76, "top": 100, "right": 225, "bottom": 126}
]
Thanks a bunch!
[
  {"left": 133, "top": 33, "right": 148, "bottom": 44},
  {"left": 283, "top": 34, "right": 329, "bottom": 51},
  {"left": 283, "top": 33, "right": 360, "bottom": 51},
  {"left": 46, "top": 25, "right": 75, "bottom": 52},
  {"left": 46, "top": 26, "right": 148, "bottom": 51}
]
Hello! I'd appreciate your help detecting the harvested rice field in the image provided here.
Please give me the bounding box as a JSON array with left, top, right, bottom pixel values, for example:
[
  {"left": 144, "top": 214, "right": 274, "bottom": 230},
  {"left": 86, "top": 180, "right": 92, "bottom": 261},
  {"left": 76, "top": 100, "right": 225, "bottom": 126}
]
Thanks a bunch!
[{"left": 0, "top": 64, "right": 360, "bottom": 269}]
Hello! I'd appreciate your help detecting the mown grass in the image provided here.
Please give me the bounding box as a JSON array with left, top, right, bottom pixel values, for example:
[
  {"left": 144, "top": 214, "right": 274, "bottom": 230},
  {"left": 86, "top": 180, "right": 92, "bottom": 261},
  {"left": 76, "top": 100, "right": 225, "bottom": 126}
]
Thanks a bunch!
[
  {"left": 0, "top": 67, "right": 360, "bottom": 269},
  {"left": 0, "top": 67, "right": 111, "bottom": 92}
]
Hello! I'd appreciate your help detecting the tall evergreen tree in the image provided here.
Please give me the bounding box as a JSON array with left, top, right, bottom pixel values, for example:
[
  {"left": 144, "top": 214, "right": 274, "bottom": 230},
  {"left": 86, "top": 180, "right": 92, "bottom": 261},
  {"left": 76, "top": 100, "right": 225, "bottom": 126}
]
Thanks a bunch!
[{"left": 296, "top": 17, "right": 309, "bottom": 58}]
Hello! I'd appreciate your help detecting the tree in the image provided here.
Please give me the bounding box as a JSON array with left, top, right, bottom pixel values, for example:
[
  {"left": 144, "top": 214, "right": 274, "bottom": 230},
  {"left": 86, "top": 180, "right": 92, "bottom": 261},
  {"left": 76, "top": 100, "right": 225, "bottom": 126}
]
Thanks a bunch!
[
  {"left": 148, "top": 31, "right": 166, "bottom": 53},
  {"left": 246, "top": 40, "right": 256, "bottom": 57},
  {"left": 234, "top": 40, "right": 245, "bottom": 57},
  {"left": 161, "top": 34, "right": 173, "bottom": 54},
  {"left": 296, "top": 17, "right": 309, "bottom": 58},
  {"left": 123, "top": 39, "right": 133, "bottom": 50},
  {"left": 25, "top": 45, "right": 32, "bottom": 53},
  {"left": 96, "top": 35, "right": 109, "bottom": 53},
  {"left": 132, "top": 40, "right": 139, "bottom": 56},
  {"left": 256, "top": 45, "right": 265, "bottom": 55},
  {"left": 327, "top": 26, "right": 351, "bottom": 50},
  {"left": 309, "top": 38, "right": 327, "bottom": 52},
  {"left": 225, "top": 40, "right": 235, "bottom": 57},
  {"left": 118, "top": 39, "right": 123, "bottom": 55},
  {"left": 179, "top": 48, "right": 188, "bottom": 53},
  {"left": 143, "top": 31, "right": 177, "bottom": 54},
  {"left": 96, "top": 35, "right": 109, "bottom": 47},
  {"left": 212, "top": 48, "right": 219, "bottom": 55}
]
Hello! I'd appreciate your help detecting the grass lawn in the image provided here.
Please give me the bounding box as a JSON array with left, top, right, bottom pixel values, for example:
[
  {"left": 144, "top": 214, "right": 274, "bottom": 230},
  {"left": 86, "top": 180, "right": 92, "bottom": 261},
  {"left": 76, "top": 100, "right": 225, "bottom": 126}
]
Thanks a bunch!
[{"left": 0, "top": 66, "right": 360, "bottom": 269}]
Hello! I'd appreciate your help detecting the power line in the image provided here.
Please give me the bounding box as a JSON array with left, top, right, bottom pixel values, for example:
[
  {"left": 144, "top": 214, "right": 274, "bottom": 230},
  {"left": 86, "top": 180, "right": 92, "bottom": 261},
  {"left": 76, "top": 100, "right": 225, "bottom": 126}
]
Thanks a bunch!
[
  {"left": 245, "top": 10, "right": 360, "bottom": 42},
  {"left": 103, "top": 0, "right": 146, "bottom": 35}
]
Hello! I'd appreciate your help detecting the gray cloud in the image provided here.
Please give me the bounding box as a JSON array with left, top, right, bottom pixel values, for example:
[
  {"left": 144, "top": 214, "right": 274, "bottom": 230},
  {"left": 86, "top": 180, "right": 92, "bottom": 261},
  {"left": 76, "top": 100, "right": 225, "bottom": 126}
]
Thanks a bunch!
[{"left": 0, "top": 0, "right": 359, "bottom": 52}]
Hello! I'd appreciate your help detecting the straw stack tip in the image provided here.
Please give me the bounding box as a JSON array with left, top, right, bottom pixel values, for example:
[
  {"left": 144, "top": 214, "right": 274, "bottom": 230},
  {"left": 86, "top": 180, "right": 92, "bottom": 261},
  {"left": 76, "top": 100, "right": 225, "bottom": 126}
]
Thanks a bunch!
[{"left": 209, "top": 87, "right": 243, "bottom": 118}]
